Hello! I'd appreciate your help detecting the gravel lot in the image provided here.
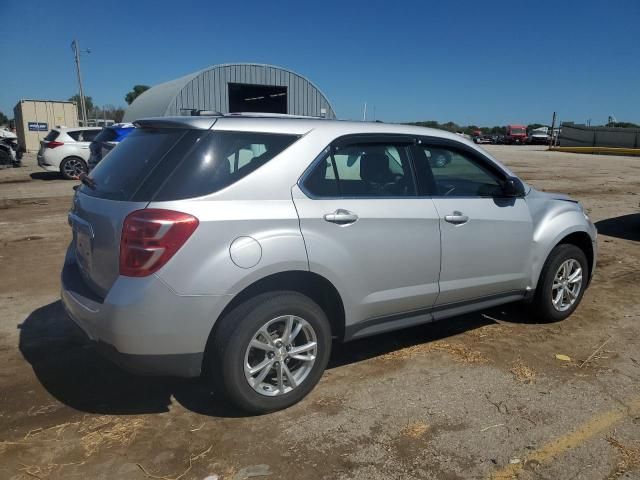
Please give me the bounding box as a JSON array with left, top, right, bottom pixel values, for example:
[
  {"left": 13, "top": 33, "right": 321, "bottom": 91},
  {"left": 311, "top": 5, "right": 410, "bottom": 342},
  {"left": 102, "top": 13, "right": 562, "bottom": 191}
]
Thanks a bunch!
[{"left": 1, "top": 146, "right": 639, "bottom": 480}]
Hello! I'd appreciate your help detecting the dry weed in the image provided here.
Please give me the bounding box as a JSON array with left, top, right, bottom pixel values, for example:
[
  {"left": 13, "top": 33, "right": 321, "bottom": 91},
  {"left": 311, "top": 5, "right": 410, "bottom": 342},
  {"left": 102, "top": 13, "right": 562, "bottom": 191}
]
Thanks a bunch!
[
  {"left": 78, "top": 416, "right": 145, "bottom": 456},
  {"left": 607, "top": 436, "right": 640, "bottom": 479},
  {"left": 400, "top": 421, "right": 430, "bottom": 439},
  {"left": 510, "top": 359, "right": 536, "bottom": 383},
  {"left": 381, "top": 341, "right": 486, "bottom": 364}
]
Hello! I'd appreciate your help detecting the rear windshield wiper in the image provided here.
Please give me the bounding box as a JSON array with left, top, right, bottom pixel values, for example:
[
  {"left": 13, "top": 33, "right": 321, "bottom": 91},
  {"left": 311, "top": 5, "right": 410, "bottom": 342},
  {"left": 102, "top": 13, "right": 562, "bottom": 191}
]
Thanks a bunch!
[{"left": 79, "top": 173, "right": 96, "bottom": 190}]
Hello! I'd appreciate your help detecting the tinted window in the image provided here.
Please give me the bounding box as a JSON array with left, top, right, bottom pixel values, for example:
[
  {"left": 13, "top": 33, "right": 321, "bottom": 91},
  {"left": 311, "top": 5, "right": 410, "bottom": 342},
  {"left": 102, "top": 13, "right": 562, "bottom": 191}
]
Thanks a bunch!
[
  {"left": 153, "top": 131, "right": 299, "bottom": 201},
  {"left": 93, "top": 127, "right": 119, "bottom": 143},
  {"left": 413, "top": 145, "right": 504, "bottom": 197},
  {"left": 303, "top": 143, "right": 415, "bottom": 197},
  {"left": 81, "top": 130, "right": 99, "bottom": 142},
  {"left": 67, "top": 131, "right": 81, "bottom": 141},
  {"left": 81, "top": 128, "right": 187, "bottom": 200},
  {"left": 43, "top": 130, "right": 59, "bottom": 141}
]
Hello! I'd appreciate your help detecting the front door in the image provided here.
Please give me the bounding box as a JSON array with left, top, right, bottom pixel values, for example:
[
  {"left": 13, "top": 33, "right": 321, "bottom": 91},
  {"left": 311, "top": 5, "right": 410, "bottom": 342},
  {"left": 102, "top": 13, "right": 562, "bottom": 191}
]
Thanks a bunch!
[
  {"left": 292, "top": 138, "right": 442, "bottom": 334},
  {"left": 411, "top": 141, "right": 533, "bottom": 306}
]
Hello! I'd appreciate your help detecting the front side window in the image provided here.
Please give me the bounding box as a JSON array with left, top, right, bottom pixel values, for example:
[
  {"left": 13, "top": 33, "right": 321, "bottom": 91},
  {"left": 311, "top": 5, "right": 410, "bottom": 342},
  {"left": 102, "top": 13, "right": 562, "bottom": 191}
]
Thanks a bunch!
[
  {"left": 304, "top": 142, "right": 416, "bottom": 198},
  {"left": 413, "top": 145, "right": 504, "bottom": 197}
]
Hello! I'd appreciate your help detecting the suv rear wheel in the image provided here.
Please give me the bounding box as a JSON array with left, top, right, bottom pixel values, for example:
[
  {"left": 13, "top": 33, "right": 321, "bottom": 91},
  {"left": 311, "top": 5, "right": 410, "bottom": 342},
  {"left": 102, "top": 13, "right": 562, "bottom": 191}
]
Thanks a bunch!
[
  {"left": 532, "top": 244, "right": 588, "bottom": 322},
  {"left": 210, "top": 291, "right": 331, "bottom": 413},
  {"left": 60, "top": 156, "right": 87, "bottom": 180}
]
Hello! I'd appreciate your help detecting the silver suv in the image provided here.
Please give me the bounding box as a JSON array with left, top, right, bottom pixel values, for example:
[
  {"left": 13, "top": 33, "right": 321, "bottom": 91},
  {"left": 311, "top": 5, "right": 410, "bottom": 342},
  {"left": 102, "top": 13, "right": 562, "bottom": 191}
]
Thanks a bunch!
[{"left": 62, "top": 115, "right": 597, "bottom": 413}]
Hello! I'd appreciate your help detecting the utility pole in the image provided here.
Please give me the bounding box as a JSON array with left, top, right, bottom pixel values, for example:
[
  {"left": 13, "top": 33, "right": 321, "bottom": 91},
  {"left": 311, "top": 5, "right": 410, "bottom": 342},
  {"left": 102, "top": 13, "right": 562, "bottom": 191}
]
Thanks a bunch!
[
  {"left": 71, "top": 39, "right": 88, "bottom": 126},
  {"left": 362, "top": 102, "right": 367, "bottom": 122},
  {"left": 549, "top": 111, "right": 557, "bottom": 148}
]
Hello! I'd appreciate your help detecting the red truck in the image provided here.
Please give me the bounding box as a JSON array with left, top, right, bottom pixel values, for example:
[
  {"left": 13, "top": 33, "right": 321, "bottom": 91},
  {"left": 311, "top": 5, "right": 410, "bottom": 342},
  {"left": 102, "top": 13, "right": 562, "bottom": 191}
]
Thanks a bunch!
[{"left": 505, "top": 125, "right": 527, "bottom": 144}]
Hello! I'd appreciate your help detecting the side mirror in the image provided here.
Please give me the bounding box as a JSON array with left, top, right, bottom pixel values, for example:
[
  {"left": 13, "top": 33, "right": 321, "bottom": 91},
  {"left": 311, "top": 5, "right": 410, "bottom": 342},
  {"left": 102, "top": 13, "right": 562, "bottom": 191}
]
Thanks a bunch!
[{"left": 502, "top": 176, "right": 525, "bottom": 197}]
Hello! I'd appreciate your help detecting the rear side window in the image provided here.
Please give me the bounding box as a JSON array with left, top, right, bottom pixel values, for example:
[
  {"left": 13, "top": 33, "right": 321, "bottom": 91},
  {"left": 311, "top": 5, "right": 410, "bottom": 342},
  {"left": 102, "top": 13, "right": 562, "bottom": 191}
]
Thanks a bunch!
[
  {"left": 81, "top": 130, "right": 100, "bottom": 142},
  {"left": 151, "top": 131, "right": 299, "bottom": 201},
  {"left": 81, "top": 128, "right": 187, "bottom": 200},
  {"left": 303, "top": 143, "right": 416, "bottom": 197},
  {"left": 43, "top": 130, "right": 59, "bottom": 141},
  {"left": 67, "top": 130, "right": 81, "bottom": 141},
  {"left": 80, "top": 128, "right": 299, "bottom": 201}
]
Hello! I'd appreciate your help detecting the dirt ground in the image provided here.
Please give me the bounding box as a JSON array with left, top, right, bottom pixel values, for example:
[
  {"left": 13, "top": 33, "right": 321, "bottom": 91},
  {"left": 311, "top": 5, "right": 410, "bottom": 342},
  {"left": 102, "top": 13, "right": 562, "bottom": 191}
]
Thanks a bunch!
[{"left": 0, "top": 146, "right": 639, "bottom": 480}]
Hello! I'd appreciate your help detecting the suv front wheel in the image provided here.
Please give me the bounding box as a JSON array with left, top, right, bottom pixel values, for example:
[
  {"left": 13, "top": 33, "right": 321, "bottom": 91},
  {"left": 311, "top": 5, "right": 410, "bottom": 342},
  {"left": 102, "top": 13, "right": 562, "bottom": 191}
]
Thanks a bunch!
[
  {"left": 210, "top": 291, "right": 332, "bottom": 413},
  {"left": 532, "top": 244, "right": 588, "bottom": 322}
]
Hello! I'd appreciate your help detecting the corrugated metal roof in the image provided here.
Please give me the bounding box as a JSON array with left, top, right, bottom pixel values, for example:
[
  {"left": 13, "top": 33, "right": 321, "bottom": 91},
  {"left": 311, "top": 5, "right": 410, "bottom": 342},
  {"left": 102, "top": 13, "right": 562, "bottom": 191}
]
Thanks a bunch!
[{"left": 123, "top": 63, "right": 335, "bottom": 122}]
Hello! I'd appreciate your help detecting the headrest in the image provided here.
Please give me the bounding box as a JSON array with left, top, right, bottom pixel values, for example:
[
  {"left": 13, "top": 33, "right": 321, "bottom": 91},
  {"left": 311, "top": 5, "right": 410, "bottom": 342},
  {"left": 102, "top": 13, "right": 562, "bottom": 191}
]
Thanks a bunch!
[{"left": 360, "top": 153, "right": 392, "bottom": 183}]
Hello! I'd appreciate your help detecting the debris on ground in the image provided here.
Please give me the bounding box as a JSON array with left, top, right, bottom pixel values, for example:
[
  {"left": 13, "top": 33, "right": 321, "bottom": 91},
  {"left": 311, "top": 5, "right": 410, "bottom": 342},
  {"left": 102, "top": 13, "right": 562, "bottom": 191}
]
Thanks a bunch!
[
  {"left": 381, "top": 341, "right": 487, "bottom": 364},
  {"left": 555, "top": 354, "right": 572, "bottom": 362},
  {"left": 606, "top": 436, "right": 640, "bottom": 479},
  {"left": 510, "top": 359, "right": 536, "bottom": 383},
  {"left": 400, "top": 421, "right": 430, "bottom": 439}
]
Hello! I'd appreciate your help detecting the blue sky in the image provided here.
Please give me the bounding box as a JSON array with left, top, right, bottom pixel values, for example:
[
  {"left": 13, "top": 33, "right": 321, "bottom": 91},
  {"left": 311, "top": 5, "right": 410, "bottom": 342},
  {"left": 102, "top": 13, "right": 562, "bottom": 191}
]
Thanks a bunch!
[{"left": 1, "top": 0, "right": 638, "bottom": 125}]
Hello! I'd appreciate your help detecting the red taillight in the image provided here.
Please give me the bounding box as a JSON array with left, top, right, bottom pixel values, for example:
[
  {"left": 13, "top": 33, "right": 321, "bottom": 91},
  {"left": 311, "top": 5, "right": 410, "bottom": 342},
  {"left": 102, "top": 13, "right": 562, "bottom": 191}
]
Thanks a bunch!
[
  {"left": 120, "top": 209, "right": 199, "bottom": 277},
  {"left": 45, "top": 141, "right": 64, "bottom": 149}
]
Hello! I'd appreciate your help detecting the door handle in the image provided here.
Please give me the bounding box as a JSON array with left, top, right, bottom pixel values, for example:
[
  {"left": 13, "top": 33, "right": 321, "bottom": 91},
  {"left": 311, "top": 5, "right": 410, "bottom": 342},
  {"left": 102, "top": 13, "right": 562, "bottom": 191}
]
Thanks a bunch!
[
  {"left": 324, "top": 209, "right": 358, "bottom": 225},
  {"left": 444, "top": 211, "right": 469, "bottom": 225}
]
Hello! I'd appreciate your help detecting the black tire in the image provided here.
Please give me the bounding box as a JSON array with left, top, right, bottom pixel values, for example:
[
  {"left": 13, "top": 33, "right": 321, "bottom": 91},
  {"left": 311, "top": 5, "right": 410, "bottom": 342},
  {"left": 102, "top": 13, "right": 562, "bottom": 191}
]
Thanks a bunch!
[
  {"left": 60, "top": 157, "right": 87, "bottom": 180},
  {"left": 0, "top": 148, "right": 10, "bottom": 166},
  {"left": 532, "top": 244, "right": 588, "bottom": 322},
  {"left": 209, "top": 291, "right": 332, "bottom": 414}
]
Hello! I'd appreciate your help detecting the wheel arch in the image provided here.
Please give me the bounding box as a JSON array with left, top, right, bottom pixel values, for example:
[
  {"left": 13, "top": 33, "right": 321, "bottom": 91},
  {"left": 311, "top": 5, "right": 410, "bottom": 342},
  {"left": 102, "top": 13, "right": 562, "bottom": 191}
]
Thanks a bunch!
[{"left": 202, "top": 270, "right": 346, "bottom": 372}]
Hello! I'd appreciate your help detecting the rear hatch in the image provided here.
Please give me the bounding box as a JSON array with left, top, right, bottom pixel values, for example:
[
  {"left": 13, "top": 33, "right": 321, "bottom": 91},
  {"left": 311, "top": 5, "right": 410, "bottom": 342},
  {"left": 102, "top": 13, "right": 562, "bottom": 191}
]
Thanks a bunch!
[
  {"left": 38, "top": 130, "right": 60, "bottom": 157},
  {"left": 71, "top": 120, "right": 301, "bottom": 297},
  {"left": 72, "top": 127, "right": 196, "bottom": 297}
]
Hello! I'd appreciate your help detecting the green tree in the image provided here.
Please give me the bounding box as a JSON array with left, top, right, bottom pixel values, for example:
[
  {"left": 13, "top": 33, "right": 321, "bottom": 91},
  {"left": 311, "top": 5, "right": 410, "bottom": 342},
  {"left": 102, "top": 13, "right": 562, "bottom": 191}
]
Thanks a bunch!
[
  {"left": 68, "top": 95, "right": 94, "bottom": 118},
  {"left": 0, "top": 111, "right": 9, "bottom": 125},
  {"left": 125, "top": 85, "right": 150, "bottom": 105}
]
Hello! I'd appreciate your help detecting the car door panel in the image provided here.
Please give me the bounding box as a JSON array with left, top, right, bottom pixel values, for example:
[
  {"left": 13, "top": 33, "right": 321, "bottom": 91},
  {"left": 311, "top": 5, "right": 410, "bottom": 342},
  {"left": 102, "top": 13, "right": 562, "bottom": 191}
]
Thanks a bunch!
[
  {"left": 412, "top": 141, "right": 534, "bottom": 306},
  {"left": 432, "top": 197, "right": 533, "bottom": 304},
  {"left": 292, "top": 139, "right": 441, "bottom": 331},
  {"left": 293, "top": 187, "right": 441, "bottom": 325}
]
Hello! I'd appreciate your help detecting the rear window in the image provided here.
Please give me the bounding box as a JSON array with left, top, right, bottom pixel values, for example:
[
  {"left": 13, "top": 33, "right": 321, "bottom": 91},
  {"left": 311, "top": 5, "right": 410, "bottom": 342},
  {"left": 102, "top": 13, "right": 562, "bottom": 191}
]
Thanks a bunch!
[
  {"left": 80, "top": 128, "right": 299, "bottom": 201},
  {"left": 44, "top": 130, "right": 59, "bottom": 141},
  {"left": 80, "top": 128, "right": 187, "bottom": 200}
]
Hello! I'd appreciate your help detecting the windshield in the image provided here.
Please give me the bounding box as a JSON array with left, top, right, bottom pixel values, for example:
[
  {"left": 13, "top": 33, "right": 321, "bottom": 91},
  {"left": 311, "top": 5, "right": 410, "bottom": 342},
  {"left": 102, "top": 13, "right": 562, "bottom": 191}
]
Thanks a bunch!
[{"left": 510, "top": 128, "right": 526, "bottom": 135}]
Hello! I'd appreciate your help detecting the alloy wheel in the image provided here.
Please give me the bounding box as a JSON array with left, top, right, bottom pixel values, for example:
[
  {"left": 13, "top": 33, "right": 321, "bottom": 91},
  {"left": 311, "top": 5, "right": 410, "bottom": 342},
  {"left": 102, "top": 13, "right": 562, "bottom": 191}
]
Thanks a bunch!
[
  {"left": 551, "top": 258, "right": 583, "bottom": 312},
  {"left": 63, "top": 158, "right": 86, "bottom": 178},
  {"left": 244, "top": 315, "right": 317, "bottom": 396}
]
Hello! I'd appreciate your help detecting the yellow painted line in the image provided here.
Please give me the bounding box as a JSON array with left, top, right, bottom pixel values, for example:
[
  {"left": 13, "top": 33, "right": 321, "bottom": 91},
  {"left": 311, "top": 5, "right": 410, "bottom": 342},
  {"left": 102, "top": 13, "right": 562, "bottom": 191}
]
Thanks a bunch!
[
  {"left": 549, "top": 146, "right": 640, "bottom": 156},
  {"left": 490, "top": 397, "right": 640, "bottom": 479}
]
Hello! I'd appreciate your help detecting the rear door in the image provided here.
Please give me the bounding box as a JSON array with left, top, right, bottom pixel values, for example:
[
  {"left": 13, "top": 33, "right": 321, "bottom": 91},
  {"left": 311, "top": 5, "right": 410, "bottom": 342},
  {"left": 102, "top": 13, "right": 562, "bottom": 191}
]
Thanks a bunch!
[
  {"left": 411, "top": 140, "right": 533, "bottom": 306},
  {"left": 293, "top": 136, "right": 441, "bottom": 335}
]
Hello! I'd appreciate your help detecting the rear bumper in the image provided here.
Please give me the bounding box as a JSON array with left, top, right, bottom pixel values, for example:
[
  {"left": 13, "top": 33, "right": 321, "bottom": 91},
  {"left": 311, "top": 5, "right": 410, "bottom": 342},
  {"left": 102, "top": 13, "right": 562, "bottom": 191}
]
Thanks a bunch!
[
  {"left": 60, "top": 247, "right": 230, "bottom": 377},
  {"left": 37, "top": 152, "right": 59, "bottom": 172}
]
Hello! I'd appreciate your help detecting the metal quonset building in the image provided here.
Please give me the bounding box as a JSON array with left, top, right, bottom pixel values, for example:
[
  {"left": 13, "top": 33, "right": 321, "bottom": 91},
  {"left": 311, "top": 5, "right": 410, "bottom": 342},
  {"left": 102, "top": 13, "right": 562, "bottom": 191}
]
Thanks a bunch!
[{"left": 123, "top": 63, "right": 336, "bottom": 122}]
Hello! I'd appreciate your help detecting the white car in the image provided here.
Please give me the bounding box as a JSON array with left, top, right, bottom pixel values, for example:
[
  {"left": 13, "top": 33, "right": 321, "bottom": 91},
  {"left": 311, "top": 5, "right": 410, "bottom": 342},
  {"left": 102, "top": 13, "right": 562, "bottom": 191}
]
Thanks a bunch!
[{"left": 37, "top": 127, "right": 102, "bottom": 179}]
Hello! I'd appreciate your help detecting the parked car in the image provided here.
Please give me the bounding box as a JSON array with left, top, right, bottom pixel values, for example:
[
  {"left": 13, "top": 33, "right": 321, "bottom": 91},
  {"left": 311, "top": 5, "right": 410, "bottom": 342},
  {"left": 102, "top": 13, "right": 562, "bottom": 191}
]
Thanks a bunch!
[
  {"left": 62, "top": 114, "right": 597, "bottom": 413},
  {"left": 88, "top": 123, "right": 135, "bottom": 171},
  {"left": 37, "top": 127, "right": 102, "bottom": 179},
  {"left": 528, "top": 127, "right": 551, "bottom": 145},
  {"left": 0, "top": 127, "right": 21, "bottom": 167}
]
